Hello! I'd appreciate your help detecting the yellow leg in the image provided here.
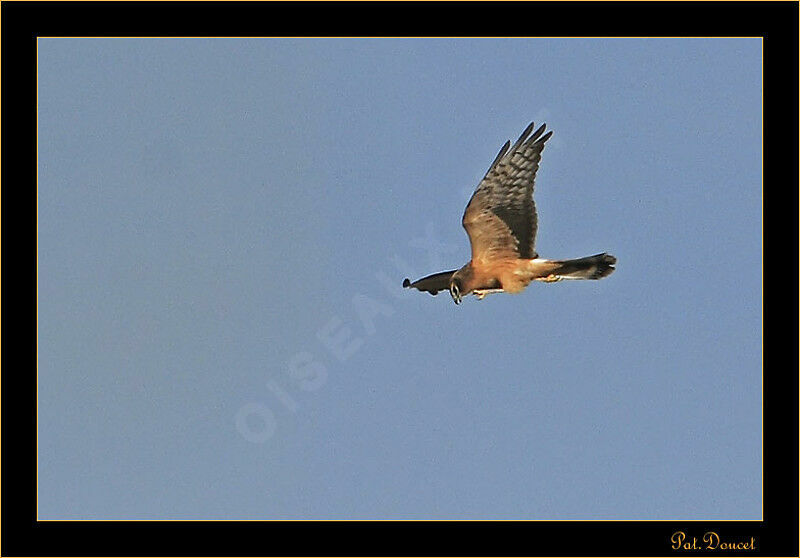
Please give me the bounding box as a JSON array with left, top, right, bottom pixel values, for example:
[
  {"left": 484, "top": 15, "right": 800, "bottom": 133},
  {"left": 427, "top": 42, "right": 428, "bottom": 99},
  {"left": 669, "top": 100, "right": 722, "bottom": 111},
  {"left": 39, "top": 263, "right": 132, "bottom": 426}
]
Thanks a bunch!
[
  {"left": 538, "top": 274, "right": 562, "bottom": 283},
  {"left": 473, "top": 288, "right": 504, "bottom": 300}
]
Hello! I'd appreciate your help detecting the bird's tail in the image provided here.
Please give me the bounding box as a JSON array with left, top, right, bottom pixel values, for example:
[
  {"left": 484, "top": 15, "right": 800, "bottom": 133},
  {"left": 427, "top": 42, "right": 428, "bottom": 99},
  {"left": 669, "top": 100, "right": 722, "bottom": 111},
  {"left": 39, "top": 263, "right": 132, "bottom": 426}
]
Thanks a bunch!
[{"left": 548, "top": 252, "right": 617, "bottom": 280}]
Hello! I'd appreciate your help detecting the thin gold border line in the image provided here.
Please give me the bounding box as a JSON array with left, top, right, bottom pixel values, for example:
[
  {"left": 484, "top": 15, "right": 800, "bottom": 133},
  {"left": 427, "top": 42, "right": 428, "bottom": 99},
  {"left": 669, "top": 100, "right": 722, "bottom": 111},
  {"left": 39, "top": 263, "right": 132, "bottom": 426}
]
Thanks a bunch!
[
  {"left": 35, "top": 36, "right": 765, "bottom": 39},
  {"left": 33, "top": 36, "right": 765, "bottom": 523},
  {"left": 35, "top": 36, "right": 39, "bottom": 523}
]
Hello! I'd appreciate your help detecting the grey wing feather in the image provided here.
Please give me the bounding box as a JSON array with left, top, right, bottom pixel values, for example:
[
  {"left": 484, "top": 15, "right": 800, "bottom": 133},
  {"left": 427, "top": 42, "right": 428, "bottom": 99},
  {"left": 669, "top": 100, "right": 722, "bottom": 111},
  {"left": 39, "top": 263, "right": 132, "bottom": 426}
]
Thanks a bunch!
[
  {"left": 463, "top": 122, "right": 553, "bottom": 259},
  {"left": 484, "top": 140, "right": 510, "bottom": 176}
]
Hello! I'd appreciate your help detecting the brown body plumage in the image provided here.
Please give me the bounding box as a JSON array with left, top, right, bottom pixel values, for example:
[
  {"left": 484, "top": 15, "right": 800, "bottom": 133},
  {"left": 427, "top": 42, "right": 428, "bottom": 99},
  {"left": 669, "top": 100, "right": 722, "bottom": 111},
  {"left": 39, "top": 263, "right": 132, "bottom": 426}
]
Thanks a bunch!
[{"left": 403, "top": 122, "right": 616, "bottom": 304}]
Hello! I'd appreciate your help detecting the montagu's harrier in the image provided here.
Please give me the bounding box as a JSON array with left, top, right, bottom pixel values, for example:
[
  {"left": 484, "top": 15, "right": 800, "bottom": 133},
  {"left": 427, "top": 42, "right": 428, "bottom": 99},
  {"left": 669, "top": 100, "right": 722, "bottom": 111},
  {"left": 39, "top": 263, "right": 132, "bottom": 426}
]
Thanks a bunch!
[{"left": 403, "top": 122, "right": 616, "bottom": 305}]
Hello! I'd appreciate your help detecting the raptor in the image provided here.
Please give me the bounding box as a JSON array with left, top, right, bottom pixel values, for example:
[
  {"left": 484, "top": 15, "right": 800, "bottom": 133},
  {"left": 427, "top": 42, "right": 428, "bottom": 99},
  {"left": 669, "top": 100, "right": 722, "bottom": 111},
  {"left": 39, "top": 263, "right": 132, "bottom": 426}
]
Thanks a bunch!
[{"left": 403, "top": 122, "right": 616, "bottom": 305}]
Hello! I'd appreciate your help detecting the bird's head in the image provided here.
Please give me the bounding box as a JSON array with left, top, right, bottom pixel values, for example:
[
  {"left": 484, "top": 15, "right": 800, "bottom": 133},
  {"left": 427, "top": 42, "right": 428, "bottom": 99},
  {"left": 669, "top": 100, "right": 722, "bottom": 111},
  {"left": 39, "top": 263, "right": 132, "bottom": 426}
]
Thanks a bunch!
[
  {"left": 449, "top": 264, "right": 475, "bottom": 305},
  {"left": 449, "top": 277, "right": 463, "bottom": 305}
]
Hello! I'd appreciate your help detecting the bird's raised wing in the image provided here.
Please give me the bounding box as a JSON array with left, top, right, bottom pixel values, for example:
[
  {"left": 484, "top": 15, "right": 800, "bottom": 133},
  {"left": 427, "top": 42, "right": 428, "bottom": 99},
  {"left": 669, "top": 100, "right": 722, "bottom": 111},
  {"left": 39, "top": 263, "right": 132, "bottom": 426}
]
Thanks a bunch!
[{"left": 462, "top": 122, "right": 552, "bottom": 264}]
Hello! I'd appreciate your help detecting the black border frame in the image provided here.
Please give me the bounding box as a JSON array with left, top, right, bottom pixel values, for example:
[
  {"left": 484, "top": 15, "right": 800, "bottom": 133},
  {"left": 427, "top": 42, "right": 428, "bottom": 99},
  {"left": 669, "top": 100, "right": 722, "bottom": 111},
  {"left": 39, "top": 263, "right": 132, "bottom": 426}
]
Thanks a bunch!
[{"left": 3, "top": 1, "right": 797, "bottom": 556}]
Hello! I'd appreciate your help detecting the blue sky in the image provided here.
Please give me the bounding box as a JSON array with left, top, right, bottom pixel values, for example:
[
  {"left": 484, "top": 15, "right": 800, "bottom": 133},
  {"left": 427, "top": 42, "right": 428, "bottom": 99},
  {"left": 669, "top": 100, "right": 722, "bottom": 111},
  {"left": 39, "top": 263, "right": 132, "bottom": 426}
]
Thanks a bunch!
[{"left": 37, "top": 38, "right": 761, "bottom": 520}]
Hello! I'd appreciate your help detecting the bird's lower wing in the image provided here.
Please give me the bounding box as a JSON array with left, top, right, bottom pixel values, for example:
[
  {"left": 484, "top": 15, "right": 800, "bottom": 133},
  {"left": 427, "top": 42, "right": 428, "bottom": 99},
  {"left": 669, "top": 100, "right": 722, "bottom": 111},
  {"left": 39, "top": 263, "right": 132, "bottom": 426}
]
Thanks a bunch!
[{"left": 402, "top": 270, "right": 458, "bottom": 296}]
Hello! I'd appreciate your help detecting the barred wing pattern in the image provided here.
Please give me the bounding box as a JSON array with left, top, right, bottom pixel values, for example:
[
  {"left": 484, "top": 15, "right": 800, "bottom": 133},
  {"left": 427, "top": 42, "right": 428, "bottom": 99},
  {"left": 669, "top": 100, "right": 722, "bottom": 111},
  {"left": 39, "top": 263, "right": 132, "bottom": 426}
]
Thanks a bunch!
[{"left": 461, "top": 122, "right": 552, "bottom": 264}]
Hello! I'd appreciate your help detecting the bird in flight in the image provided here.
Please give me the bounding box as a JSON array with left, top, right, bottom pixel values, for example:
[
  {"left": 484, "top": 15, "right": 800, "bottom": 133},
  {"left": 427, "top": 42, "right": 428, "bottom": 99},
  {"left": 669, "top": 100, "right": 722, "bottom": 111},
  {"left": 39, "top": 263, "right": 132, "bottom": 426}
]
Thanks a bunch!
[{"left": 403, "top": 122, "right": 616, "bottom": 305}]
